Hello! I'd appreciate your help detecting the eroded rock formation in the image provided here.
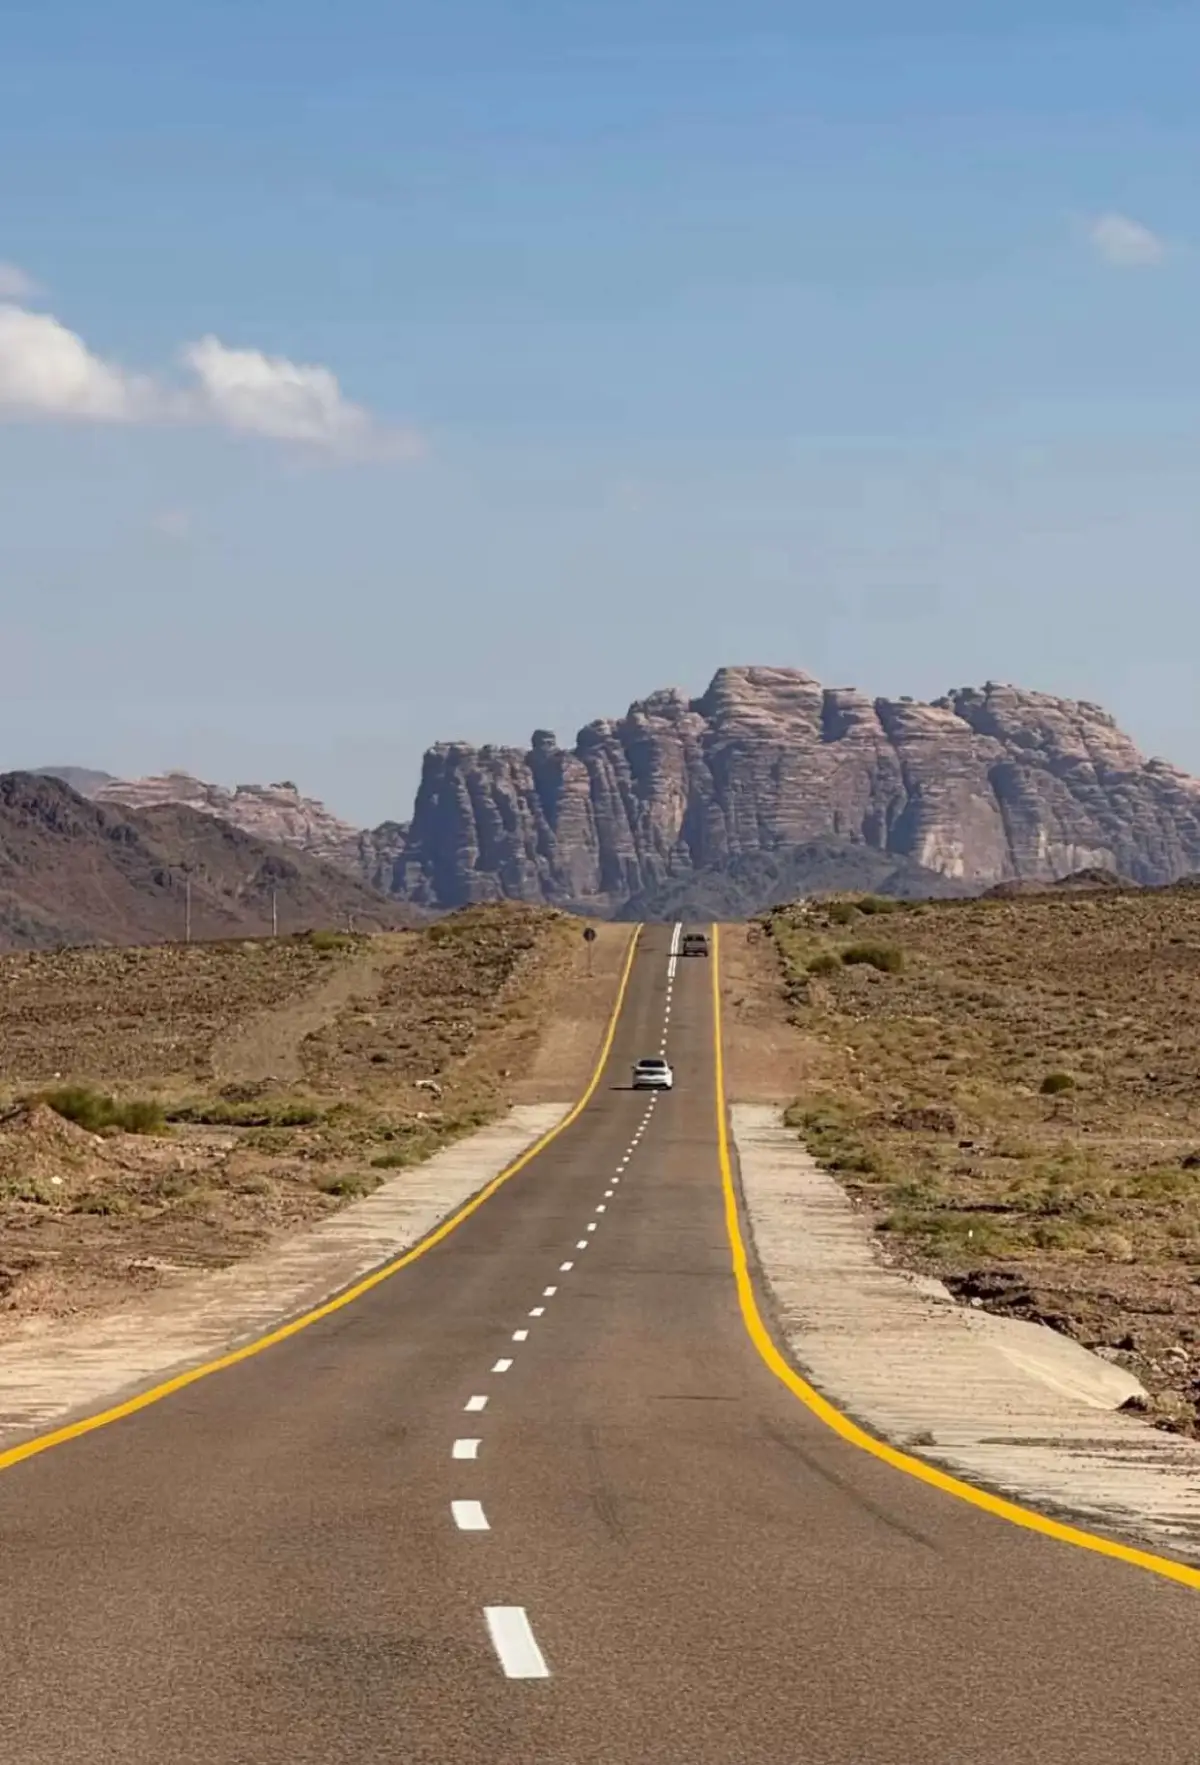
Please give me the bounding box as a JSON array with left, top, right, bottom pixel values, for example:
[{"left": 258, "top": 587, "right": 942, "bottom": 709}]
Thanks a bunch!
[{"left": 384, "top": 667, "right": 1200, "bottom": 909}]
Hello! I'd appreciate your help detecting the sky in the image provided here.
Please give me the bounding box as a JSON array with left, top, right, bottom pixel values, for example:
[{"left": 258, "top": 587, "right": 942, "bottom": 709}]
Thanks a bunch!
[{"left": 2, "top": 0, "right": 1200, "bottom": 825}]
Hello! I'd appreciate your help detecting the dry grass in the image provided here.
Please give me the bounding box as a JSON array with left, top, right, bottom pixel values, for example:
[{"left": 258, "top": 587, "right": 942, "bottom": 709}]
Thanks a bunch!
[
  {"left": 0, "top": 907, "right": 577, "bottom": 1334},
  {"left": 764, "top": 885, "right": 1200, "bottom": 1431}
]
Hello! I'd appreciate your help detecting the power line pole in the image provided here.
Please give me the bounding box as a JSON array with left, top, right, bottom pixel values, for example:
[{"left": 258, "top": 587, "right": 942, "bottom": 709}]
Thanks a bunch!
[
  {"left": 271, "top": 888, "right": 278, "bottom": 938},
  {"left": 184, "top": 875, "right": 192, "bottom": 945}
]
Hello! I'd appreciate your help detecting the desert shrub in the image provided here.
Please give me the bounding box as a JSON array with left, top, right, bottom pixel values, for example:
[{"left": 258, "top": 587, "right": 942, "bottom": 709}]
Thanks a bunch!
[
  {"left": 313, "top": 1170, "right": 382, "bottom": 1198},
  {"left": 807, "top": 952, "right": 842, "bottom": 976},
  {"left": 166, "top": 1099, "right": 323, "bottom": 1127},
  {"left": 305, "top": 930, "right": 360, "bottom": 954},
  {"left": 1040, "top": 1071, "right": 1076, "bottom": 1096},
  {"left": 841, "top": 942, "right": 904, "bottom": 974},
  {"left": 37, "top": 1086, "right": 165, "bottom": 1135}
]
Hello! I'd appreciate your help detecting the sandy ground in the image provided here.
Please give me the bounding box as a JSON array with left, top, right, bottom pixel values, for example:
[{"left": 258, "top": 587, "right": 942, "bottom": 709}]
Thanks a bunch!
[
  {"left": 0, "top": 909, "right": 595, "bottom": 1340},
  {"left": 512, "top": 922, "right": 634, "bottom": 1104},
  {"left": 718, "top": 922, "right": 836, "bottom": 1103},
  {"left": 211, "top": 936, "right": 414, "bottom": 1084}
]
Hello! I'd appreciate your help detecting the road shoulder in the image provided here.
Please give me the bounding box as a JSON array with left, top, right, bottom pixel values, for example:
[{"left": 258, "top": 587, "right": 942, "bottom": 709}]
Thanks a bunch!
[
  {"left": 0, "top": 1103, "right": 567, "bottom": 1451},
  {"left": 733, "top": 1102, "right": 1200, "bottom": 1560}
]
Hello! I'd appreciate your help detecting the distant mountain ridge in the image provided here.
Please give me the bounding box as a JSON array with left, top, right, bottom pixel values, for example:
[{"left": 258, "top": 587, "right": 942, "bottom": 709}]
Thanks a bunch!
[
  {"left": 44, "top": 767, "right": 410, "bottom": 887},
  {"left": 0, "top": 773, "right": 411, "bottom": 950},
  {"left": 38, "top": 665, "right": 1200, "bottom": 920},
  {"left": 386, "top": 667, "right": 1200, "bottom": 914}
]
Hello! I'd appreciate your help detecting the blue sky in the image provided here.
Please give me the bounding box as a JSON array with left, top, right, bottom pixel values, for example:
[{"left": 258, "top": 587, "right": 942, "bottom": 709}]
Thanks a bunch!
[{"left": 2, "top": 0, "right": 1198, "bottom": 824}]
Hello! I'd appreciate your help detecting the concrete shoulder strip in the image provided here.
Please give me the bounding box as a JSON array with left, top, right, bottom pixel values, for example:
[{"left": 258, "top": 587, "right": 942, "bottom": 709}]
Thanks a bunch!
[
  {"left": 732, "top": 1101, "right": 1200, "bottom": 1563},
  {"left": 0, "top": 1103, "right": 569, "bottom": 1450}
]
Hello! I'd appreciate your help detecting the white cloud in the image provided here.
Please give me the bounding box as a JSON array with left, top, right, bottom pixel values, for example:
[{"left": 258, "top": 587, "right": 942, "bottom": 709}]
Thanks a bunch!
[
  {"left": 180, "top": 335, "right": 412, "bottom": 457},
  {"left": 0, "top": 304, "right": 157, "bottom": 421},
  {"left": 0, "top": 262, "right": 39, "bottom": 299},
  {"left": 1088, "top": 212, "right": 1167, "bottom": 268},
  {"left": 0, "top": 300, "right": 414, "bottom": 459}
]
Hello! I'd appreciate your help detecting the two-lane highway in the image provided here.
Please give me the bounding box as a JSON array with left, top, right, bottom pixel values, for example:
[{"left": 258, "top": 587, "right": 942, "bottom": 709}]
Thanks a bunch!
[{"left": 4, "top": 923, "right": 1200, "bottom": 1763}]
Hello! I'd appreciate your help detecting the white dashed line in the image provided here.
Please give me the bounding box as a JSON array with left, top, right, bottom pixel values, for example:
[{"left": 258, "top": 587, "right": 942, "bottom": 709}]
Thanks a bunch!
[
  {"left": 453, "top": 1439, "right": 481, "bottom": 1460},
  {"left": 576, "top": 1240, "right": 589, "bottom": 1250},
  {"left": 586, "top": 1223, "right": 597, "bottom": 1232},
  {"left": 465, "top": 1395, "right": 489, "bottom": 1413},
  {"left": 596, "top": 1204, "right": 606, "bottom": 1213},
  {"left": 529, "top": 1305, "right": 545, "bottom": 1317},
  {"left": 543, "top": 1285, "right": 558, "bottom": 1297},
  {"left": 452, "top": 1501, "right": 490, "bottom": 1532},
  {"left": 605, "top": 1189, "right": 614, "bottom": 1198},
  {"left": 485, "top": 1607, "right": 550, "bottom": 1680},
  {"left": 560, "top": 1260, "right": 574, "bottom": 1272},
  {"left": 512, "top": 1329, "right": 529, "bottom": 1342},
  {"left": 492, "top": 1358, "right": 514, "bottom": 1373}
]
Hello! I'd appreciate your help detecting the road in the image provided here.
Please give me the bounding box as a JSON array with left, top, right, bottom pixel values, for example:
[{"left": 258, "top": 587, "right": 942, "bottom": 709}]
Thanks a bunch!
[{"left": 4, "top": 921, "right": 1200, "bottom": 1763}]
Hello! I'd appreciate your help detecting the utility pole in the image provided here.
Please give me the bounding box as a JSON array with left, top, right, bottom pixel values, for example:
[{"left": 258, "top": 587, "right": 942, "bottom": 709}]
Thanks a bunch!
[
  {"left": 184, "top": 875, "right": 192, "bottom": 945},
  {"left": 271, "top": 888, "right": 278, "bottom": 938}
]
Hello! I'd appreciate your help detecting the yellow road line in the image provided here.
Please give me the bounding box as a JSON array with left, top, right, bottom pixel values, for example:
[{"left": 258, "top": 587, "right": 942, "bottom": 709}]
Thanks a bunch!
[
  {"left": 0, "top": 924, "right": 644, "bottom": 1476},
  {"left": 709, "top": 922, "right": 1200, "bottom": 1591}
]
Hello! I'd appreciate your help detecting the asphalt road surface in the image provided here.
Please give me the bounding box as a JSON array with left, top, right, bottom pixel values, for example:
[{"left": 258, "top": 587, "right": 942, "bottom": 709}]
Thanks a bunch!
[{"left": 4, "top": 922, "right": 1200, "bottom": 1764}]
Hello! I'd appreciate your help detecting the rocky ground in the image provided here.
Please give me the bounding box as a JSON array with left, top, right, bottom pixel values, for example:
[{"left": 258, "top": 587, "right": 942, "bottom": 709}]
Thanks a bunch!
[
  {"left": 0, "top": 906, "right": 587, "bottom": 1336},
  {"left": 754, "top": 886, "right": 1200, "bottom": 1434}
]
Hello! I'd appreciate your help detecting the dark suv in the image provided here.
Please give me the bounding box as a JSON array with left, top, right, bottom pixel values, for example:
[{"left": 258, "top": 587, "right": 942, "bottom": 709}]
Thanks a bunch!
[{"left": 681, "top": 932, "right": 709, "bottom": 957}]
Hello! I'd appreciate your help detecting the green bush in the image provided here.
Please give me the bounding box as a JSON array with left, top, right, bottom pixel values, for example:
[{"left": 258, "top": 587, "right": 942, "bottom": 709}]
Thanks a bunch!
[
  {"left": 841, "top": 942, "right": 903, "bottom": 974},
  {"left": 827, "top": 901, "right": 859, "bottom": 926},
  {"left": 856, "top": 895, "right": 899, "bottom": 916},
  {"left": 314, "top": 1170, "right": 382, "bottom": 1198},
  {"left": 70, "top": 1190, "right": 130, "bottom": 1216},
  {"left": 1040, "top": 1071, "right": 1076, "bottom": 1096},
  {"left": 371, "top": 1148, "right": 416, "bottom": 1169},
  {"left": 807, "top": 952, "right": 842, "bottom": 976},
  {"left": 37, "top": 1086, "right": 165, "bottom": 1136},
  {"left": 307, "top": 929, "right": 359, "bottom": 953},
  {"left": 166, "top": 1099, "right": 323, "bottom": 1128}
]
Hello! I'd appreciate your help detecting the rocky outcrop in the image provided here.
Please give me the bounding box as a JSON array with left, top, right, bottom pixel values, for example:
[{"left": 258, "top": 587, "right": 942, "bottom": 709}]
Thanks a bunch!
[
  {"left": 0, "top": 773, "right": 410, "bottom": 949},
  {"left": 386, "top": 667, "right": 1200, "bottom": 911},
  {"left": 89, "top": 771, "right": 372, "bottom": 870}
]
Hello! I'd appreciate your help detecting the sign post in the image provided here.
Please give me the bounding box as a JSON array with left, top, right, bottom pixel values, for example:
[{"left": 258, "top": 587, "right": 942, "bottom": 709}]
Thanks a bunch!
[{"left": 583, "top": 925, "right": 596, "bottom": 975}]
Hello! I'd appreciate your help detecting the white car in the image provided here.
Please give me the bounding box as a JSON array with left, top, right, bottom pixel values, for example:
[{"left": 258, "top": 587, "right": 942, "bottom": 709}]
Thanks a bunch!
[{"left": 632, "top": 1057, "right": 674, "bottom": 1090}]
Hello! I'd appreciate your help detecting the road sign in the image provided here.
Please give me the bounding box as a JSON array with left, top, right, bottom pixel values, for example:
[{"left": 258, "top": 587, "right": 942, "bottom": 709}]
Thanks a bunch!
[{"left": 583, "top": 927, "right": 597, "bottom": 942}]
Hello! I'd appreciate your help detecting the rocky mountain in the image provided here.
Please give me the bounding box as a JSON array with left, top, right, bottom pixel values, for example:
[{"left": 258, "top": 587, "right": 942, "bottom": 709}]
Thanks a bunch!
[
  {"left": 82, "top": 770, "right": 367, "bottom": 866},
  {"left": 0, "top": 773, "right": 411, "bottom": 951},
  {"left": 39, "top": 665, "right": 1200, "bottom": 921},
  {"left": 34, "top": 766, "right": 116, "bottom": 797},
  {"left": 383, "top": 666, "right": 1200, "bottom": 914}
]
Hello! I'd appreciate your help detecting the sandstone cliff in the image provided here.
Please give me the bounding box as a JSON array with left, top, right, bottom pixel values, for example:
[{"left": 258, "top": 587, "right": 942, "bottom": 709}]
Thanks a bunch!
[
  {"left": 385, "top": 667, "right": 1200, "bottom": 911},
  {"left": 87, "top": 771, "right": 370, "bottom": 870}
]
